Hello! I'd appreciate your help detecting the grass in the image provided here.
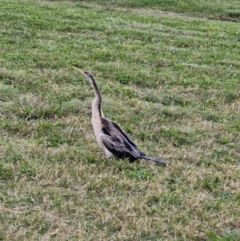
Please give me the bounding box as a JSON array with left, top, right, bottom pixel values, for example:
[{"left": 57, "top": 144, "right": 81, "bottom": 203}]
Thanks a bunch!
[
  {"left": 0, "top": 0, "right": 240, "bottom": 240},
  {"left": 79, "top": 0, "right": 240, "bottom": 21}
]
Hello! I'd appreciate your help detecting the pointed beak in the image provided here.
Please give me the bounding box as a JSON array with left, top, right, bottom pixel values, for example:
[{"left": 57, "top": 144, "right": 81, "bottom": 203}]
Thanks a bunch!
[{"left": 72, "top": 66, "right": 85, "bottom": 76}]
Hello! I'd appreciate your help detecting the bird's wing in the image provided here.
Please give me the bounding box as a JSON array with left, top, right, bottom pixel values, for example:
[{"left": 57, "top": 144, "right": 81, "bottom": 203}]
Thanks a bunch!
[
  {"left": 100, "top": 132, "right": 141, "bottom": 159},
  {"left": 100, "top": 118, "right": 142, "bottom": 159},
  {"left": 102, "top": 118, "right": 137, "bottom": 147}
]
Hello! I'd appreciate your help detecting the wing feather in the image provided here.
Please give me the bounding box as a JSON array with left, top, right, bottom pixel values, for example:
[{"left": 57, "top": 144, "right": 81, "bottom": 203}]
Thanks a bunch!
[
  {"left": 100, "top": 133, "right": 140, "bottom": 159},
  {"left": 102, "top": 118, "right": 137, "bottom": 148},
  {"left": 100, "top": 118, "right": 143, "bottom": 160}
]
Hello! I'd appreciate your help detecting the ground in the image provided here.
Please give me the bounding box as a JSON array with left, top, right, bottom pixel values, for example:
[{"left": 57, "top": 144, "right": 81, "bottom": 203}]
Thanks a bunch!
[{"left": 0, "top": 0, "right": 240, "bottom": 240}]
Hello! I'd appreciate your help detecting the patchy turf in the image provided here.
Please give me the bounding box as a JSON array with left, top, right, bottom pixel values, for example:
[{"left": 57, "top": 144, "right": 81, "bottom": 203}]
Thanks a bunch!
[{"left": 0, "top": 0, "right": 240, "bottom": 240}]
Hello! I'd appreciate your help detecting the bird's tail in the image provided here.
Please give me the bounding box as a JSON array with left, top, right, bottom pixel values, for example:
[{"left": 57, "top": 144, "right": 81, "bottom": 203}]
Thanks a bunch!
[{"left": 141, "top": 156, "right": 168, "bottom": 166}]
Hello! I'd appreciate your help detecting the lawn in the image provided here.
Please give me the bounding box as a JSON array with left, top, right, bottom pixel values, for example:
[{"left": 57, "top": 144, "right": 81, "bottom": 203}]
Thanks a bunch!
[{"left": 0, "top": 0, "right": 240, "bottom": 240}]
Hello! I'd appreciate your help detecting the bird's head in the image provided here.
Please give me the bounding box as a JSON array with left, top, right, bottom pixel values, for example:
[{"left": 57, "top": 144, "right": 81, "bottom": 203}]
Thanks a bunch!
[{"left": 72, "top": 66, "right": 95, "bottom": 84}]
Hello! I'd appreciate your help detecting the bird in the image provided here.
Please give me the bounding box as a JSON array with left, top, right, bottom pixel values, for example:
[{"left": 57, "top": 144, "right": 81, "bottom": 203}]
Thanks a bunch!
[{"left": 73, "top": 66, "right": 167, "bottom": 166}]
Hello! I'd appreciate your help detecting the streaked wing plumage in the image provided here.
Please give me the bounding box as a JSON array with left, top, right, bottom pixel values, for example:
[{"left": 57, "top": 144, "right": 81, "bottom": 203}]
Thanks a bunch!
[{"left": 100, "top": 118, "right": 145, "bottom": 161}]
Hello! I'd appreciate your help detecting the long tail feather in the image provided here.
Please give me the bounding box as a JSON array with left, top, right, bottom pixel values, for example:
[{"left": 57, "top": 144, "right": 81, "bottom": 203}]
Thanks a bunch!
[{"left": 141, "top": 156, "right": 168, "bottom": 166}]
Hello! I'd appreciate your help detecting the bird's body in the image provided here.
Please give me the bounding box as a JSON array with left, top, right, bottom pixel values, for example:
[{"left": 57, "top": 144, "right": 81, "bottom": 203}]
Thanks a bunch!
[{"left": 73, "top": 66, "right": 167, "bottom": 165}]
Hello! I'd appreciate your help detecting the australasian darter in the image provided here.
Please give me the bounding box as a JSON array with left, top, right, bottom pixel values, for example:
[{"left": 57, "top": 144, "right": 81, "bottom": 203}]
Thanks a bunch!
[{"left": 73, "top": 66, "right": 167, "bottom": 165}]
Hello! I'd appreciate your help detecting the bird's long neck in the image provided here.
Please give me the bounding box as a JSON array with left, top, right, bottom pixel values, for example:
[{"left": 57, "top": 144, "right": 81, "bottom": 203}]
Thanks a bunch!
[{"left": 91, "top": 79, "right": 104, "bottom": 118}]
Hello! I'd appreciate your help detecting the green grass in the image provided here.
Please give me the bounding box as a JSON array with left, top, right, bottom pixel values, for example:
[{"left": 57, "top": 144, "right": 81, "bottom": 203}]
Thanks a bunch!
[
  {"left": 1, "top": 0, "right": 240, "bottom": 240},
  {"left": 78, "top": 0, "right": 240, "bottom": 21}
]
